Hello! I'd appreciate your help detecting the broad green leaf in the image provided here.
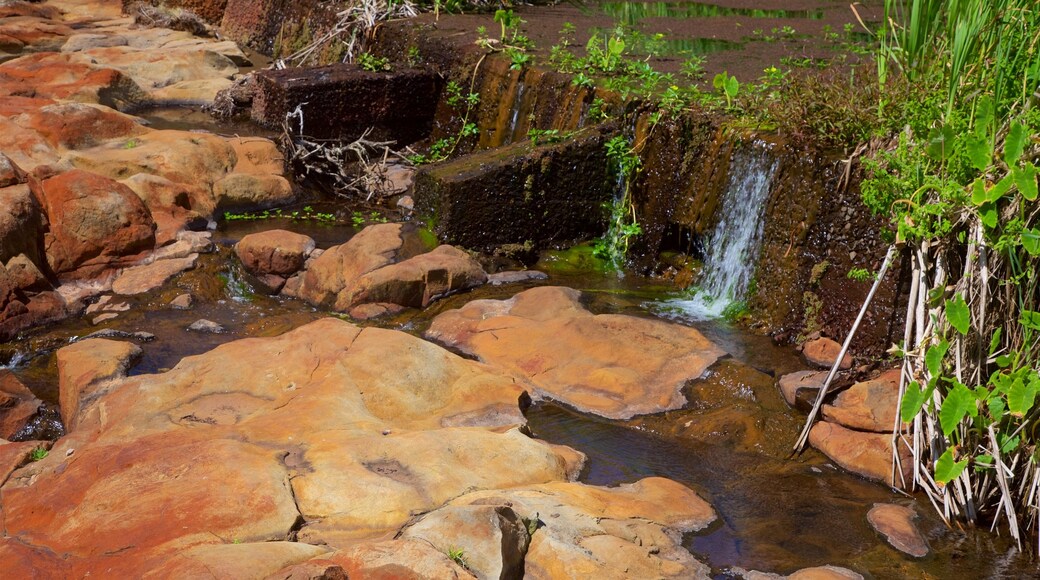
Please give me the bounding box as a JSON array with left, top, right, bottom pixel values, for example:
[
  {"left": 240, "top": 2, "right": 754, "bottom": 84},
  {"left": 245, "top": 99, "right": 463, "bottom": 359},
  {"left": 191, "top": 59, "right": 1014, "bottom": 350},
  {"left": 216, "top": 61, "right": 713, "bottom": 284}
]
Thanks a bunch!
[
  {"left": 986, "top": 173, "right": 1014, "bottom": 203},
  {"left": 999, "top": 432, "right": 1021, "bottom": 454},
  {"left": 926, "top": 340, "right": 950, "bottom": 378},
  {"left": 965, "top": 135, "right": 992, "bottom": 171},
  {"left": 712, "top": 72, "right": 727, "bottom": 91},
  {"left": 1007, "top": 377, "right": 1038, "bottom": 416},
  {"left": 996, "top": 354, "right": 1013, "bottom": 368},
  {"left": 945, "top": 293, "right": 971, "bottom": 335},
  {"left": 975, "top": 454, "right": 995, "bottom": 468},
  {"left": 970, "top": 178, "right": 987, "bottom": 206},
  {"left": 975, "top": 95, "right": 994, "bottom": 136},
  {"left": 724, "top": 76, "right": 739, "bottom": 98},
  {"left": 1015, "top": 162, "right": 1038, "bottom": 201},
  {"left": 988, "top": 328, "right": 1002, "bottom": 355},
  {"left": 1021, "top": 310, "right": 1040, "bottom": 331},
  {"left": 935, "top": 448, "right": 968, "bottom": 485},
  {"left": 979, "top": 202, "right": 999, "bottom": 229},
  {"left": 988, "top": 395, "right": 1006, "bottom": 418},
  {"left": 1023, "top": 229, "right": 1040, "bottom": 256},
  {"left": 939, "top": 381, "right": 977, "bottom": 436},
  {"left": 900, "top": 381, "right": 930, "bottom": 423},
  {"left": 1005, "top": 120, "right": 1027, "bottom": 166},
  {"left": 926, "top": 126, "right": 955, "bottom": 161}
]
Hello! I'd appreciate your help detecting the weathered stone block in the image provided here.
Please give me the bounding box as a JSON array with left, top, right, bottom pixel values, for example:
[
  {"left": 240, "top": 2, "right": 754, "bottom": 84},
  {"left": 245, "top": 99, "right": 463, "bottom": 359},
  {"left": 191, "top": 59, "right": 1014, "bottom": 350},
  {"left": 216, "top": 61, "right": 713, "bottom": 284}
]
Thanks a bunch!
[
  {"left": 414, "top": 123, "right": 616, "bottom": 252},
  {"left": 251, "top": 64, "right": 441, "bottom": 145}
]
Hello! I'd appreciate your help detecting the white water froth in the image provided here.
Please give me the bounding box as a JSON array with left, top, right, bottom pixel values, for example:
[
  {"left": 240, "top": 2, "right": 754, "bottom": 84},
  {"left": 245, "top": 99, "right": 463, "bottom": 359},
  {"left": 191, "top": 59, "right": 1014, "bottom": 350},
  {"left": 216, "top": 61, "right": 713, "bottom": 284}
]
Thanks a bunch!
[{"left": 664, "top": 143, "right": 778, "bottom": 321}]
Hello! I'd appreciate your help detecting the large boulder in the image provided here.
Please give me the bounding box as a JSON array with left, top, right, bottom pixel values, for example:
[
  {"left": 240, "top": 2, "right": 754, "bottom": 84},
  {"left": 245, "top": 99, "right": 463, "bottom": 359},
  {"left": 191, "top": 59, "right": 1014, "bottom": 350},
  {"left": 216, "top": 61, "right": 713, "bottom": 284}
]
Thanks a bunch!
[
  {"left": 0, "top": 52, "right": 151, "bottom": 110},
  {"left": 56, "top": 338, "right": 142, "bottom": 432},
  {"left": 0, "top": 371, "right": 42, "bottom": 440},
  {"left": 38, "top": 169, "right": 156, "bottom": 279},
  {"left": 235, "top": 229, "right": 315, "bottom": 277},
  {"left": 0, "top": 155, "right": 45, "bottom": 268},
  {"left": 212, "top": 172, "right": 294, "bottom": 215},
  {"left": 11, "top": 102, "right": 144, "bottom": 150},
  {"left": 296, "top": 223, "right": 405, "bottom": 308},
  {"left": 426, "top": 286, "right": 725, "bottom": 420}
]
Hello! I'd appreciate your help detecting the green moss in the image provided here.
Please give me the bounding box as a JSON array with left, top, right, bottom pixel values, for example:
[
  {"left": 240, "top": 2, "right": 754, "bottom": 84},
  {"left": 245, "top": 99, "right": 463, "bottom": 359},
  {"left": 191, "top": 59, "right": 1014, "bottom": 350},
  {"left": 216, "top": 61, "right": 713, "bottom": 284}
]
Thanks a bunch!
[{"left": 537, "top": 243, "right": 611, "bottom": 274}]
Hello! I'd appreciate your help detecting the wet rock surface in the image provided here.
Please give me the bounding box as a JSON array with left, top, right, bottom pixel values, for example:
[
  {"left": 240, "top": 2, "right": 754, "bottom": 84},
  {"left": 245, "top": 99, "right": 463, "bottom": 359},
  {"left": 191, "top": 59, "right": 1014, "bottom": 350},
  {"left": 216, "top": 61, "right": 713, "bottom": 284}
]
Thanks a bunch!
[
  {"left": 823, "top": 369, "right": 900, "bottom": 433},
  {"left": 0, "top": 318, "right": 715, "bottom": 576},
  {"left": 426, "top": 286, "right": 725, "bottom": 419},
  {"left": 808, "top": 421, "right": 911, "bottom": 486}
]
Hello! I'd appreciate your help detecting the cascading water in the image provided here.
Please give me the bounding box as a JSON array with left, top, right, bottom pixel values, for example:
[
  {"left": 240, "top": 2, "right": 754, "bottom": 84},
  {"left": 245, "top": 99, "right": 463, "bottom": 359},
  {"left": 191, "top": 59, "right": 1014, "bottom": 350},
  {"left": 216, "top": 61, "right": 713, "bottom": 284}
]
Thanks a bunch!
[{"left": 664, "top": 141, "right": 778, "bottom": 320}]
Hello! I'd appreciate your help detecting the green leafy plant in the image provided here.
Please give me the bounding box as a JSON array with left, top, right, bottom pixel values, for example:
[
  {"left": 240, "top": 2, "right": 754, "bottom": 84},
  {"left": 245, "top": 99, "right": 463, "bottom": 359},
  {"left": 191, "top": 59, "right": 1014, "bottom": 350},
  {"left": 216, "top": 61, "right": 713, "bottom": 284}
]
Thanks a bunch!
[
  {"left": 356, "top": 52, "right": 391, "bottom": 72},
  {"left": 506, "top": 47, "right": 530, "bottom": 70},
  {"left": 123, "top": 138, "right": 138, "bottom": 149},
  {"left": 446, "top": 546, "right": 467, "bottom": 568},
  {"left": 846, "top": 267, "right": 875, "bottom": 282},
  {"left": 712, "top": 72, "right": 739, "bottom": 108},
  {"left": 224, "top": 206, "right": 335, "bottom": 223},
  {"left": 593, "top": 134, "right": 643, "bottom": 269},
  {"left": 29, "top": 447, "right": 48, "bottom": 462},
  {"left": 527, "top": 128, "right": 562, "bottom": 146}
]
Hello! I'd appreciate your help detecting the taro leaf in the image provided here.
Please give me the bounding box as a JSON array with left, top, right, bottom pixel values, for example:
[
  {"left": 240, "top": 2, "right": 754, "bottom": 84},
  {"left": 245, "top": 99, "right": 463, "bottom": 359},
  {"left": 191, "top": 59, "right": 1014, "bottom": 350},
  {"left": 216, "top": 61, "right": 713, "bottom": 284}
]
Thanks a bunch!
[
  {"left": 900, "top": 380, "right": 929, "bottom": 423},
  {"left": 986, "top": 173, "right": 1014, "bottom": 203},
  {"left": 1023, "top": 228, "right": 1040, "bottom": 256},
  {"left": 926, "top": 339, "right": 950, "bottom": 378},
  {"left": 970, "top": 178, "right": 988, "bottom": 206},
  {"left": 975, "top": 95, "right": 994, "bottom": 136},
  {"left": 939, "top": 381, "right": 977, "bottom": 436},
  {"left": 1005, "top": 120, "right": 1027, "bottom": 166},
  {"left": 988, "top": 395, "right": 1006, "bottom": 419},
  {"left": 712, "top": 72, "right": 727, "bottom": 91},
  {"left": 979, "top": 202, "right": 999, "bottom": 229},
  {"left": 999, "top": 432, "right": 1021, "bottom": 454},
  {"left": 935, "top": 447, "right": 968, "bottom": 485},
  {"left": 724, "top": 75, "right": 739, "bottom": 99},
  {"left": 1007, "top": 377, "right": 1039, "bottom": 417},
  {"left": 926, "top": 125, "right": 956, "bottom": 161},
  {"left": 988, "top": 328, "right": 1002, "bottom": 356},
  {"left": 1015, "top": 162, "right": 1038, "bottom": 201},
  {"left": 1020, "top": 310, "right": 1040, "bottom": 331},
  {"left": 945, "top": 293, "right": 971, "bottom": 335},
  {"left": 964, "top": 134, "right": 991, "bottom": 171},
  {"left": 975, "top": 453, "right": 995, "bottom": 470},
  {"left": 996, "top": 354, "right": 1013, "bottom": 368}
]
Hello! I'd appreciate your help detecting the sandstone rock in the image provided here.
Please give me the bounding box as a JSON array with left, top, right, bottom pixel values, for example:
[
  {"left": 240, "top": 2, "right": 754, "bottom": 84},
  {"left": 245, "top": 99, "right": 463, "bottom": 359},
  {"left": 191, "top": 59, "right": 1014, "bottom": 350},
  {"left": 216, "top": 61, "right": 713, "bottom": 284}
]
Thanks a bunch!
[
  {"left": 298, "top": 223, "right": 404, "bottom": 308},
  {"left": 39, "top": 169, "right": 156, "bottom": 279},
  {"left": 348, "top": 302, "right": 405, "bottom": 320},
  {"left": 187, "top": 318, "right": 225, "bottom": 333},
  {"left": 803, "top": 337, "right": 852, "bottom": 370},
  {"left": 402, "top": 504, "right": 530, "bottom": 580},
  {"left": 0, "top": 151, "right": 26, "bottom": 187},
  {"left": 0, "top": 52, "right": 150, "bottom": 110},
  {"left": 150, "top": 77, "right": 234, "bottom": 103},
  {"left": 788, "top": 566, "right": 865, "bottom": 580},
  {"left": 12, "top": 101, "right": 144, "bottom": 150},
  {"left": 823, "top": 369, "right": 901, "bottom": 433},
  {"left": 867, "top": 503, "right": 929, "bottom": 558},
  {"left": 5, "top": 253, "right": 49, "bottom": 292},
  {"left": 488, "top": 269, "right": 549, "bottom": 286},
  {"left": 426, "top": 286, "right": 725, "bottom": 420},
  {"left": 236, "top": 230, "right": 315, "bottom": 278},
  {"left": 111, "top": 254, "right": 198, "bottom": 295},
  {"left": 170, "top": 293, "right": 193, "bottom": 309},
  {"left": 149, "top": 239, "right": 200, "bottom": 262},
  {"left": 146, "top": 542, "right": 329, "bottom": 579},
  {"left": 92, "top": 312, "right": 118, "bottom": 325},
  {"left": 809, "top": 421, "right": 911, "bottom": 486},
  {"left": 0, "top": 371, "right": 41, "bottom": 440},
  {"left": 444, "top": 478, "right": 715, "bottom": 580},
  {"left": 778, "top": 370, "right": 828, "bottom": 408},
  {"left": 64, "top": 130, "right": 237, "bottom": 196},
  {"left": 120, "top": 172, "right": 208, "bottom": 212},
  {"left": 229, "top": 136, "right": 284, "bottom": 175},
  {"left": 0, "top": 178, "right": 46, "bottom": 267},
  {"left": 323, "top": 538, "right": 473, "bottom": 579},
  {"left": 265, "top": 560, "right": 348, "bottom": 580},
  {"left": 213, "top": 173, "right": 294, "bottom": 215},
  {"left": 0, "top": 440, "right": 47, "bottom": 485},
  {"left": 56, "top": 338, "right": 141, "bottom": 432},
  {"left": 334, "top": 244, "right": 487, "bottom": 311}
]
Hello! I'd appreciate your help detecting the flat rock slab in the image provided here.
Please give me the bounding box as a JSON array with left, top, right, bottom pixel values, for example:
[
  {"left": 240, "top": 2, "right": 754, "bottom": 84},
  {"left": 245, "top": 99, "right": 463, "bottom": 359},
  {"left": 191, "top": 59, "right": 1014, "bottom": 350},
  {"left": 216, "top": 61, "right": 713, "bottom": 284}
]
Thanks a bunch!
[
  {"left": 803, "top": 337, "right": 852, "bottom": 370},
  {"left": 426, "top": 286, "right": 726, "bottom": 420},
  {"left": 413, "top": 124, "right": 616, "bottom": 252},
  {"left": 867, "top": 503, "right": 929, "bottom": 557},
  {"left": 809, "top": 421, "right": 912, "bottom": 486},
  {"left": 111, "top": 254, "right": 197, "bottom": 295},
  {"left": 251, "top": 64, "right": 440, "bottom": 145},
  {"left": 778, "top": 370, "right": 828, "bottom": 408},
  {"left": 823, "top": 369, "right": 901, "bottom": 433}
]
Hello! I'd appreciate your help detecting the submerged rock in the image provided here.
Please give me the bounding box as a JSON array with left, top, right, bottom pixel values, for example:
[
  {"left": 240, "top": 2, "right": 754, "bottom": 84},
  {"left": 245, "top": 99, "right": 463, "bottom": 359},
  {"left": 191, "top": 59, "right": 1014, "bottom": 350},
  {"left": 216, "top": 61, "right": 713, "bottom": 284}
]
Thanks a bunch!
[
  {"left": 867, "top": 503, "right": 929, "bottom": 558},
  {"left": 808, "top": 421, "right": 912, "bottom": 486},
  {"left": 187, "top": 318, "right": 225, "bottom": 333},
  {"left": 426, "top": 286, "right": 725, "bottom": 420}
]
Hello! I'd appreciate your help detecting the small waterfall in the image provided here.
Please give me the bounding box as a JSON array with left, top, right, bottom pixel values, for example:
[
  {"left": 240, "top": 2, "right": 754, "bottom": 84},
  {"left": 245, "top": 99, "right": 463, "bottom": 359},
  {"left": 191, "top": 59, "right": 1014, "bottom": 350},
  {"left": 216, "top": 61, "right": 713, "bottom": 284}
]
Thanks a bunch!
[
  {"left": 504, "top": 80, "right": 526, "bottom": 145},
  {"left": 665, "top": 142, "right": 778, "bottom": 320}
]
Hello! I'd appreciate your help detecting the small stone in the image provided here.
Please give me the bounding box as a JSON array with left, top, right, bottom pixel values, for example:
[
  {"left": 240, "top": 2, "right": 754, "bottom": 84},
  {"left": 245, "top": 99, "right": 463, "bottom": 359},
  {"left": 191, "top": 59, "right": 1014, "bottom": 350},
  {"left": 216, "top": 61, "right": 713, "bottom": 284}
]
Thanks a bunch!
[
  {"left": 348, "top": 302, "right": 405, "bottom": 320},
  {"left": 789, "top": 565, "right": 865, "bottom": 579},
  {"left": 85, "top": 295, "right": 113, "bottom": 316},
  {"left": 396, "top": 195, "right": 415, "bottom": 211},
  {"left": 170, "top": 293, "right": 194, "bottom": 309},
  {"left": 778, "top": 370, "right": 828, "bottom": 407},
  {"left": 176, "top": 230, "right": 216, "bottom": 254},
  {"left": 803, "top": 337, "right": 852, "bottom": 370},
  {"left": 92, "top": 313, "right": 119, "bottom": 325},
  {"left": 187, "top": 319, "right": 225, "bottom": 333},
  {"left": 104, "top": 302, "right": 130, "bottom": 313},
  {"left": 867, "top": 503, "right": 929, "bottom": 558}
]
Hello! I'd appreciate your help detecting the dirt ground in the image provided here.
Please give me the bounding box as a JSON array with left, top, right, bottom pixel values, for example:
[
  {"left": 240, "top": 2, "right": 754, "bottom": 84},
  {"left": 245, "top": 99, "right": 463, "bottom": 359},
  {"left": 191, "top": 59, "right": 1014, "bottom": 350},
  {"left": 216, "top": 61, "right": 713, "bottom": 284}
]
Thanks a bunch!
[{"left": 420, "top": 0, "right": 885, "bottom": 85}]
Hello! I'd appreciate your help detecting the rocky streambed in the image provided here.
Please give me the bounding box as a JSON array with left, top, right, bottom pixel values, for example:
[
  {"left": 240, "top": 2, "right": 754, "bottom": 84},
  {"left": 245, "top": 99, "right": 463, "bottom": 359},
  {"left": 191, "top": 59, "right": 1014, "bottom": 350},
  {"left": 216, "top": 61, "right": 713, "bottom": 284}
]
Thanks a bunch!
[{"left": 0, "top": 1, "right": 1035, "bottom": 578}]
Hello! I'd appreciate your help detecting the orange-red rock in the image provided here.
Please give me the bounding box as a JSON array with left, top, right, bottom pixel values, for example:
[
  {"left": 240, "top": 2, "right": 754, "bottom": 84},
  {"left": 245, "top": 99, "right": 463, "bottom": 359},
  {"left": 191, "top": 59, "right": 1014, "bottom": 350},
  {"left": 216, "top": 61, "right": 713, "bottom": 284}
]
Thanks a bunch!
[
  {"left": 426, "top": 286, "right": 725, "bottom": 419},
  {"left": 823, "top": 369, "right": 901, "bottom": 433},
  {"left": 803, "top": 337, "right": 852, "bottom": 370},
  {"left": 808, "top": 421, "right": 911, "bottom": 486}
]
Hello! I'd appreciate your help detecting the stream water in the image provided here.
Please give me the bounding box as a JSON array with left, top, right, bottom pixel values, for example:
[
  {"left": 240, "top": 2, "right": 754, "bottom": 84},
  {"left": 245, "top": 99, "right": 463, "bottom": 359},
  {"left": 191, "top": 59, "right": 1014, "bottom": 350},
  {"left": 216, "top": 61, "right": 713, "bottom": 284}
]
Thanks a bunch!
[{"left": 1, "top": 107, "right": 1034, "bottom": 578}]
